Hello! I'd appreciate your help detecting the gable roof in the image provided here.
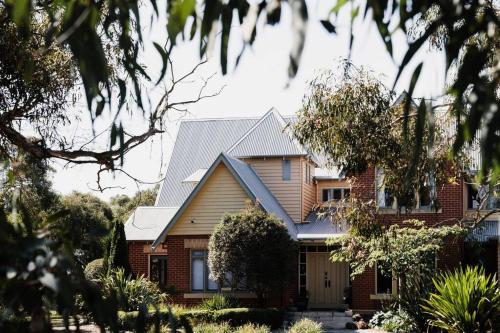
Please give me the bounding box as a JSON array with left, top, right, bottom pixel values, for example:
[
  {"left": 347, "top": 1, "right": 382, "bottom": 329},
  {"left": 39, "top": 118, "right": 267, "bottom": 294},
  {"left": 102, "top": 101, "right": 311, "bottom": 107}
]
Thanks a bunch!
[
  {"left": 227, "top": 108, "right": 308, "bottom": 158},
  {"left": 152, "top": 153, "right": 297, "bottom": 249},
  {"left": 125, "top": 207, "right": 179, "bottom": 241},
  {"left": 155, "top": 110, "right": 312, "bottom": 208}
]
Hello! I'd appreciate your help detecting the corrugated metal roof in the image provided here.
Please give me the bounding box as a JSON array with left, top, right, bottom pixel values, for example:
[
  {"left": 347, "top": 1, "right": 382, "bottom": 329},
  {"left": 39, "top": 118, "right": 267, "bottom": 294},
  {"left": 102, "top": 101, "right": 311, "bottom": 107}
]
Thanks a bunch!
[
  {"left": 155, "top": 111, "right": 310, "bottom": 208},
  {"left": 296, "top": 211, "right": 347, "bottom": 240},
  {"left": 155, "top": 118, "right": 259, "bottom": 207},
  {"left": 182, "top": 169, "right": 207, "bottom": 183},
  {"left": 125, "top": 207, "right": 179, "bottom": 241},
  {"left": 227, "top": 109, "right": 308, "bottom": 158},
  {"left": 152, "top": 153, "right": 297, "bottom": 248}
]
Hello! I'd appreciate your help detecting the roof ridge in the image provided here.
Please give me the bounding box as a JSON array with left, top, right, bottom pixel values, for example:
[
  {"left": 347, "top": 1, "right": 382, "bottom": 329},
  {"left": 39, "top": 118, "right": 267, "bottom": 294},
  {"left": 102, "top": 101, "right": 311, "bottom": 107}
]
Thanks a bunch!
[
  {"left": 226, "top": 108, "right": 276, "bottom": 154},
  {"left": 179, "top": 116, "right": 262, "bottom": 122}
]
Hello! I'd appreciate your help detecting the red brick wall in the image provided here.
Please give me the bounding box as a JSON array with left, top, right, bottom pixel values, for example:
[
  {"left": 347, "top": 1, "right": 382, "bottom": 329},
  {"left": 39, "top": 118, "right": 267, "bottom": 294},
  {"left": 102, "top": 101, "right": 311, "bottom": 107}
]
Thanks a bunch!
[
  {"left": 128, "top": 241, "right": 149, "bottom": 277},
  {"left": 349, "top": 168, "right": 464, "bottom": 311},
  {"left": 128, "top": 235, "right": 298, "bottom": 307}
]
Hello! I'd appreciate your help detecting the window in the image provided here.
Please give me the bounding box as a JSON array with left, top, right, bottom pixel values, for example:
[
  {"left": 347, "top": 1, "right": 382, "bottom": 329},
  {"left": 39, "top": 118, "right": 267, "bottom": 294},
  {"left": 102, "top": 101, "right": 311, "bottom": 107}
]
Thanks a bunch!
[
  {"left": 305, "top": 163, "right": 314, "bottom": 184},
  {"left": 191, "top": 250, "right": 218, "bottom": 292},
  {"left": 150, "top": 256, "right": 167, "bottom": 286},
  {"left": 376, "top": 168, "right": 395, "bottom": 209},
  {"left": 376, "top": 262, "right": 393, "bottom": 295},
  {"left": 376, "top": 168, "right": 435, "bottom": 210},
  {"left": 467, "top": 184, "right": 500, "bottom": 210},
  {"left": 322, "top": 188, "right": 350, "bottom": 202},
  {"left": 283, "top": 159, "right": 291, "bottom": 181}
]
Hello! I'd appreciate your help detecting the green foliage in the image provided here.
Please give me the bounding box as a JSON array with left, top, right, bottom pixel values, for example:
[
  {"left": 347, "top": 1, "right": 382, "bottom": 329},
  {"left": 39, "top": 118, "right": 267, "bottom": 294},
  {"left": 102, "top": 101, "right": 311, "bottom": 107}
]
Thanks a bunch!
[
  {"left": 198, "top": 294, "right": 239, "bottom": 311},
  {"left": 102, "top": 268, "right": 169, "bottom": 311},
  {"left": 291, "top": 63, "right": 466, "bottom": 210},
  {"left": 104, "top": 220, "right": 131, "bottom": 275},
  {"left": 288, "top": 318, "right": 323, "bottom": 333},
  {"left": 110, "top": 185, "right": 159, "bottom": 222},
  {"left": 117, "top": 308, "right": 191, "bottom": 332},
  {"left": 208, "top": 207, "right": 296, "bottom": 304},
  {"left": 369, "top": 310, "right": 414, "bottom": 333},
  {"left": 84, "top": 258, "right": 105, "bottom": 280},
  {"left": 422, "top": 266, "right": 500, "bottom": 333},
  {"left": 194, "top": 322, "right": 271, "bottom": 333},
  {"left": 120, "top": 307, "right": 283, "bottom": 331},
  {"left": 234, "top": 323, "right": 271, "bottom": 333}
]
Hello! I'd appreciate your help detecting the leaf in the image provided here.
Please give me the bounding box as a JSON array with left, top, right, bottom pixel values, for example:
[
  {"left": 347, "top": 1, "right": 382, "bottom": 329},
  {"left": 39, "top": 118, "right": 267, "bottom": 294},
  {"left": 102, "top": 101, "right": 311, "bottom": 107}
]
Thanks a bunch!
[
  {"left": 117, "top": 79, "right": 127, "bottom": 111},
  {"left": 220, "top": 6, "right": 232, "bottom": 75},
  {"left": 110, "top": 123, "right": 118, "bottom": 148},
  {"left": 403, "top": 63, "right": 423, "bottom": 141},
  {"left": 330, "top": 0, "right": 348, "bottom": 15},
  {"left": 266, "top": 0, "right": 281, "bottom": 25},
  {"left": 7, "top": 0, "right": 31, "bottom": 34},
  {"left": 320, "top": 20, "right": 336, "bottom": 34},
  {"left": 153, "top": 42, "right": 169, "bottom": 84},
  {"left": 288, "top": 0, "right": 308, "bottom": 78},
  {"left": 167, "top": 0, "right": 196, "bottom": 46}
]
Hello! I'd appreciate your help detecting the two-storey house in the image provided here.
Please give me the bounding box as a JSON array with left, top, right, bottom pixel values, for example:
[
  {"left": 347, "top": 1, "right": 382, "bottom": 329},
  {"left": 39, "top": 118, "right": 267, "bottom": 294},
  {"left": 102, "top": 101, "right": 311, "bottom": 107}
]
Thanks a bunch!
[{"left": 125, "top": 108, "right": 499, "bottom": 312}]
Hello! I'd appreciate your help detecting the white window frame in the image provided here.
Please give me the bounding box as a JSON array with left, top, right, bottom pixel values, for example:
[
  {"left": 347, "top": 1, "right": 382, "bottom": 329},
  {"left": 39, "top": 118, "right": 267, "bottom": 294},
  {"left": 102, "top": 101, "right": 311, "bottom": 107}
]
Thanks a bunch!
[{"left": 191, "top": 250, "right": 218, "bottom": 292}]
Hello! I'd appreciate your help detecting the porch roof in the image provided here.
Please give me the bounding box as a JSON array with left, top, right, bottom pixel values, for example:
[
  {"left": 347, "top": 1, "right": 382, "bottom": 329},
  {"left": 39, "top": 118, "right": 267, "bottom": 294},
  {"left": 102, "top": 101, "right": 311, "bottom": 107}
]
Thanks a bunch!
[
  {"left": 296, "top": 211, "right": 347, "bottom": 240},
  {"left": 124, "top": 206, "right": 179, "bottom": 241}
]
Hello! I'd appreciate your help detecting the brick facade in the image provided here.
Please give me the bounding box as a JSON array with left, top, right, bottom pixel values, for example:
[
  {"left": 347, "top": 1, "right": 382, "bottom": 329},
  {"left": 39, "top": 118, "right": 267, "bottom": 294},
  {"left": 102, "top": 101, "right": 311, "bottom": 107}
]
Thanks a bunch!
[
  {"left": 350, "top": 168, "right": 465, "bottom": 311},
  {"left": 128, "top": 167, "right": 465, "bottom": 312}
]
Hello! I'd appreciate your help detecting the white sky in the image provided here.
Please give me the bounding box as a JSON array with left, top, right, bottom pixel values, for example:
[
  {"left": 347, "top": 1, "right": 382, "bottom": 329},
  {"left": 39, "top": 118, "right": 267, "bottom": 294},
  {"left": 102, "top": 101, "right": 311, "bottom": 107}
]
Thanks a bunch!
[{"left": 51, "top": 0, "right": 446, "bottom": 201}]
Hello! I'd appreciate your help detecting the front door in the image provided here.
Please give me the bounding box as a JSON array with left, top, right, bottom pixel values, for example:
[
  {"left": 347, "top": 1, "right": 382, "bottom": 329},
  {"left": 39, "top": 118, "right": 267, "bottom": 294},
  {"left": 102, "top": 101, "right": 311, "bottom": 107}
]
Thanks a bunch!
[{"left": 306, "top": 253, "right": 349, "bottom": 308}]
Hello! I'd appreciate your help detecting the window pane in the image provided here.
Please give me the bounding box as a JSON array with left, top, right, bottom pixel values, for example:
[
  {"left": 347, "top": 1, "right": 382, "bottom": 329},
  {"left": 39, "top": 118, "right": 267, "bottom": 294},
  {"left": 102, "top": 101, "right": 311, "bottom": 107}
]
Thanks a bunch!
[
  {"left": 419, "top": 186, "right": 432, "bottom": 207},
  {"left": 344, "top": 189, "right": 350, "bottom": 198},
  {"left": 283, "top": 160, "right": 291, "bottom": 181},
  {"left": 192, "top": 250, "right": 205, "bottom": 257},
  {"left": 333, "top": 189, "right": 342, "bottom": 200},
  {"left": 322, "top": 189, "right": 329, "bottom": 202},
  {"left": 376, "top": 263, "right": 392, "bottom": 294},
  {"left": 150, "top": 256, "right": 167, "bottom": 286},
  {"left": 384, "top": 189, "right": 394, "bottom": 208},
  {"left": 192, "top": 258, "right": 204, "bottom": 291},
  {"left": 207, "top": 263, "right": 218, "bottom": 291}
]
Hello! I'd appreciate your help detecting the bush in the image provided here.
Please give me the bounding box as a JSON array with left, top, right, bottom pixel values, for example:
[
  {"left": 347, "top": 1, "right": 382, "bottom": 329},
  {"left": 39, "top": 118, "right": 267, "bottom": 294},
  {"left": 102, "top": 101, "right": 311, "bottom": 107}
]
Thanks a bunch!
[
  {"left": 288, "top": 318, "right": 323, "bottom": 333},
  {"left": 199, "top": 294, "right": 239, "bottom": 311},
  {"left": 234, "top": 323, "right": 271, "bottom": 333},
  {"left": 102, "top": 268, "right": 168, "bottom": 311},
  {"left": 84, "top": 258, "right": 105, "bottom": 280},
  {"left": 368, "top": 310, "right": 413, "bottom": 333},
  {"left": 118, "top": 307, "right": 283, "bottom": 331},
  {"left": 194, "top": 322, "right": 232, "bottom": 333},
  {"left": 208, "top": 207, "right": 296, "bottom": 305},
  {"left": 422, "top": 266, "right": 500, "bottom": 333}
]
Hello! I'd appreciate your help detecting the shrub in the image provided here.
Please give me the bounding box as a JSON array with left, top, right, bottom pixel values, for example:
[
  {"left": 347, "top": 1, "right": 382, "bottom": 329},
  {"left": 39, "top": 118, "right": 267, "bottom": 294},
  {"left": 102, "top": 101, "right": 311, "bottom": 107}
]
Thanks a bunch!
[
  {"left": 84, "top": 258, "right": 105, "bottom": 280},
  {"left": 288, "top": 318, "right": 323, "bottom": 333},
  {"left": 211, "top": 308, "right": 283, "bottom": 329},
  {"left": 199, "top": 294, "right": 239, "bottom": 311},
  {"left": 104, "top": 220, "right": 131, "bottom": 275},
  {"left": 422, "top": 266, "right": 500, "bottom": 333},
  {"left": 368, "top": 310, "right": 414, "bottom": 333},
  {"left": 102, "top": 268, "right": 168, "bottom": 311},
  {"left": 194, "top": 322, "right": 232, "bottom": 333},
  {"left": 208, "top": 207, "right": 296, "bottom": 305},
  {"left": 234, "top": 323, "right": 271, "bottom": 333}
]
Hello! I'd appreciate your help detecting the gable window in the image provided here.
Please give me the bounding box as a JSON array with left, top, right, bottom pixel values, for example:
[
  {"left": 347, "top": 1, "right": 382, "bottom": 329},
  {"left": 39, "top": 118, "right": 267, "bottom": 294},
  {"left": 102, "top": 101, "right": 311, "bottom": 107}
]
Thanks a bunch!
[
  {"left": 191, "top": 250, "right": 218, "bottom": 292},
  {"left": 322, "top": 188, "right": 350, "bottom": 202},
  {"left": 283, "top": 159, "right": 291, "bottom": 181},
  {"left": 376, "top": 262, "right": 394, "bottom": 295},
  {"left": 150, "top": 256, "right": 167, "bottom": 286}
]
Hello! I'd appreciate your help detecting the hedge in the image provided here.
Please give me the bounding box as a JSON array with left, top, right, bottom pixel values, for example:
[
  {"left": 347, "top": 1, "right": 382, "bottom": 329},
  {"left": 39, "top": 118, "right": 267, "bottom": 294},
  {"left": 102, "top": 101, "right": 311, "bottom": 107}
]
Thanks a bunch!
[{"left": 117, "top": 307, "right": 284, "bottom": 330}]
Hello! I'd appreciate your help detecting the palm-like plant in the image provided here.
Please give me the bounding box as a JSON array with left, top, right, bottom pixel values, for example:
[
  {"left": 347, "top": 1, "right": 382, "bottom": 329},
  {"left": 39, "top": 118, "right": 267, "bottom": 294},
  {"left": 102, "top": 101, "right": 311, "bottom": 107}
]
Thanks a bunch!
[{"left": 422, "top": 266, "right": 500, "bottom": 333}]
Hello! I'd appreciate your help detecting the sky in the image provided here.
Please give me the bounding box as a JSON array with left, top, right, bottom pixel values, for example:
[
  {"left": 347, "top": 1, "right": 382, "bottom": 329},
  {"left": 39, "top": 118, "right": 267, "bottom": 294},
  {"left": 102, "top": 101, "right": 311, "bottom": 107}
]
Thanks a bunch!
[{"left": 51, "top": 0, "right": 447, "bottom": 201}]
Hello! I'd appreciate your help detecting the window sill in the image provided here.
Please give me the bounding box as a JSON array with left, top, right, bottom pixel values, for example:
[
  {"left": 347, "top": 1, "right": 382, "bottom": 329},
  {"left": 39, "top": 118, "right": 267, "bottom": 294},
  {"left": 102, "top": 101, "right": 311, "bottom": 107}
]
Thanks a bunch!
[
  {"left": 184, "top": 292, "right": 257, "bottom": 299},
  {"left": 377, "top": 208, "right": 442, "bottom": 215},
  {"left": 370, "top": 294, "right": 396, "bottom": 300}
]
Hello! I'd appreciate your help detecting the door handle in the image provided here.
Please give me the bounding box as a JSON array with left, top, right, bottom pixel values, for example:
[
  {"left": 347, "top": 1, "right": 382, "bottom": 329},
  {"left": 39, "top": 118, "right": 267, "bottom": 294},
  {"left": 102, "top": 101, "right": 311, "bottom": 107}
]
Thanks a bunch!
[{"left": 328, "top": 280, "right": 331, "bottom": 288}]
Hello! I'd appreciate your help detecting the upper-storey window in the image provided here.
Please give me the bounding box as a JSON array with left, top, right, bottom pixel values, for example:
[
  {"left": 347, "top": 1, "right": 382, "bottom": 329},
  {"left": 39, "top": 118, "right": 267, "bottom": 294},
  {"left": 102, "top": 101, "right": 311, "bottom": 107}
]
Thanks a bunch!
[
  {"left": 283, "top": 159, "right": 291, "bottom": 181},
  {"left": 467, "top": 184, "right": 500, "bottom": 210},
  {"left": 376, "top": 168, "right": 435, "bottom": 210},
  {"left": 322, "top": 188, "right": 350, "bottom": 202},
  {"left": 305, "top": 162, "right": 314, "bottom": 184}
]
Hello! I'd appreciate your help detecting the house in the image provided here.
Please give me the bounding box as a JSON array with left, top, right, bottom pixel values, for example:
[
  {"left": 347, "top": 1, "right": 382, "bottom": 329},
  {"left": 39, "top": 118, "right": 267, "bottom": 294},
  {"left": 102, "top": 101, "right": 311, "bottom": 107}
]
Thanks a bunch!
[{"left": 125, "top": 108, "right": 500, "bottom": 312}]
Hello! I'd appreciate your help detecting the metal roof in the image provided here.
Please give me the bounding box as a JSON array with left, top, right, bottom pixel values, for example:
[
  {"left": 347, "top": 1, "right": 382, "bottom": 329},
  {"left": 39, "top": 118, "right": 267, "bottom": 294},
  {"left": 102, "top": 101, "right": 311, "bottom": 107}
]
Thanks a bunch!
[
  {"left": 296, "top": 211, "right": 348, "bottom": 240},
  {"left": 155, "top": 111, "right": 308, "bottom": 208},
  {"left": 152, "top": 153, "right": 297, "bottom": 249},
  {"left": 182, "top": 169, "right": 208, "bottom": 183},
  {"left": 227, "top": 108, "right": 308, "bottom": 158},
  {"left": 124, "top": 207, "right": 179, "bottom": 241}
]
